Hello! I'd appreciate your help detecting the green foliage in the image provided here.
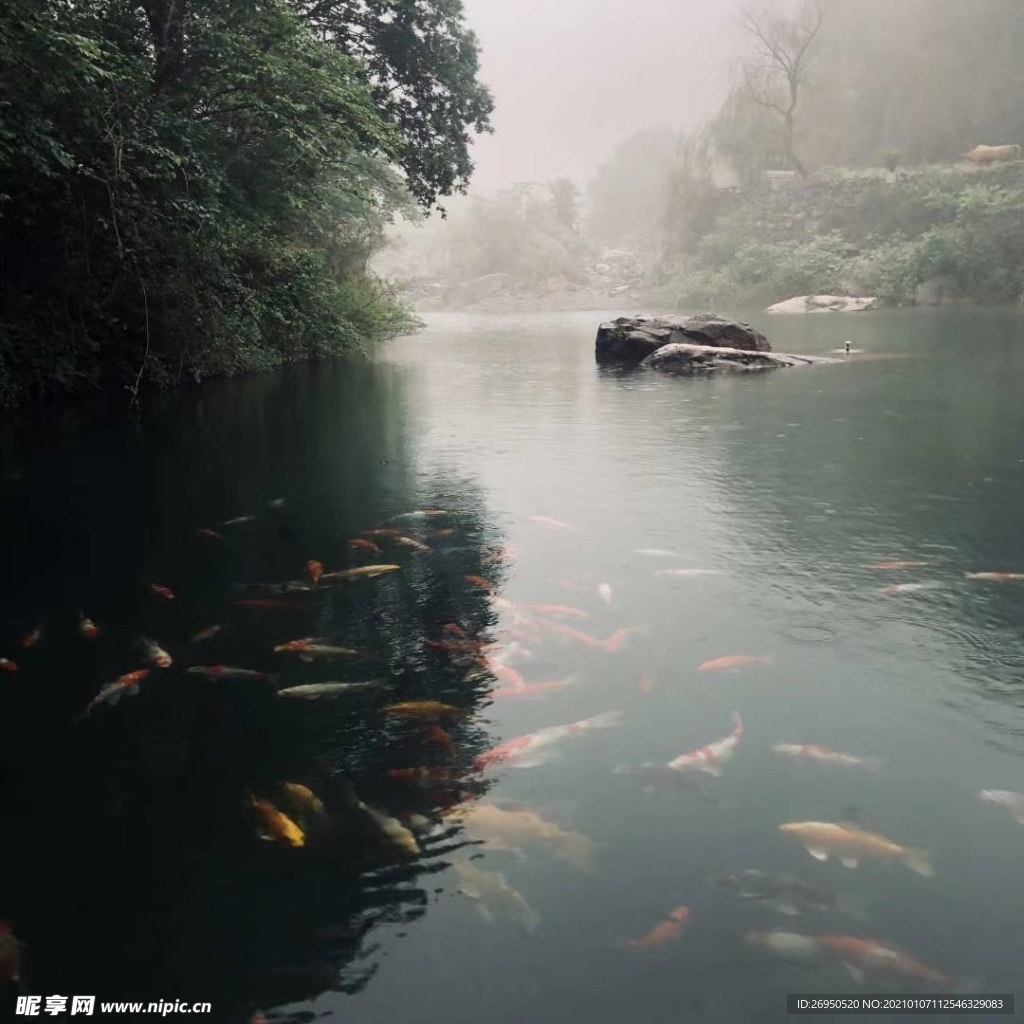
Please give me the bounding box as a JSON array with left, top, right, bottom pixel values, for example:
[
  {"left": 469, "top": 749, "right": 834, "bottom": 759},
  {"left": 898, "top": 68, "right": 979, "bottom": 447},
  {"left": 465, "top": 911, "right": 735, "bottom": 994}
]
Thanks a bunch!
[{"left": 0, "top": 0, "right": 490, "bottom": 407}]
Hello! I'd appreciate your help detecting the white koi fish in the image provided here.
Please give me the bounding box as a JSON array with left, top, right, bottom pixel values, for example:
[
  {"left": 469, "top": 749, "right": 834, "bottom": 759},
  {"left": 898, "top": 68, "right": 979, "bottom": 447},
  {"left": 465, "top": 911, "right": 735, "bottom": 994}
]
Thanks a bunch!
[
  {"left": 979, "top": 789, "right": 1024, "bottom": 824},
  {"left": 597, "top": 582, "right": 613, "bottom": 605},
  {"left": 772, "top": 744, "right": 881, "bottom": 771}
]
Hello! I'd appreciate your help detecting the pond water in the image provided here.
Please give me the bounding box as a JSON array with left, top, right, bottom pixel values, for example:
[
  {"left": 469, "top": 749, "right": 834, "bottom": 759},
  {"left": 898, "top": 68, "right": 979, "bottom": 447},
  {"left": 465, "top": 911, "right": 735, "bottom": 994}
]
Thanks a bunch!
[{"left": 2, "top": 306, "right": 1024, "bottom": 1023}]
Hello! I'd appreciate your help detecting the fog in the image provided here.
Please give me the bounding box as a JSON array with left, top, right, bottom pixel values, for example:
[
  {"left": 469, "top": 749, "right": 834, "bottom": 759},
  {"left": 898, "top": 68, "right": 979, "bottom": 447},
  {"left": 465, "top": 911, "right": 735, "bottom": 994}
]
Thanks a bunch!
[{"left": 461, "top": 0, "right": 738, "bottom": 192}]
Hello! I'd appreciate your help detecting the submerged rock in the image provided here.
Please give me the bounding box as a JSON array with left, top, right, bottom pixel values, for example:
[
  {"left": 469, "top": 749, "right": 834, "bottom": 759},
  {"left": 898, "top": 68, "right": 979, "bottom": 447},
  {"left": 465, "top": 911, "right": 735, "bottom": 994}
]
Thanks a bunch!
[
  {"left": 595, "top": 313, "right": 769, "bottom": 365},
  {"left": 641, "top": 343, "right": 837, "bottom": 375},
  {"left": 765, "top": 295, "right": 880, "bottom": 314}
]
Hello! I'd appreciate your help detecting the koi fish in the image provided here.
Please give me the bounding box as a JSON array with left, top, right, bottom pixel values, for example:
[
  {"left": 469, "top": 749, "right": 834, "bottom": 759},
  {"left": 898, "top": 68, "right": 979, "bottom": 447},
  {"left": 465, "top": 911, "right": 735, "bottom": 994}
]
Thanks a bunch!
[
  {"left": 305, "top": 560, "right": 324, "bottom": 585},
  {"left": 392, "top": 509, "right": 447, "bottom": 519},
  {"left": 348, "top": 538, "right": 381, "bottom": 554},
  {"left": 394, "top": 536, "right": 432, "bottom": 553},
  {"left": 465, "top": 575, "right": 497, "bottom": 592},
  {"left": 273, "top": 639, "right": 363, "bottom": 660},
  {"left": 453, "top": 860, "right": 539, "bottom": 933},
  {"left": 528, "top": 516, "right": 576, "bottom": 532},
  {"left": 222, "top": 514, "right": 257, "bottom": 526},
  {"left": 772, "top": 745, "right": 881, "bottom": 771},
  {"left": 362, "top": 528, "right": 402, "bottom": 538},
  {"left": 247, "top": 795, "right": 305, "bottom": 847},
  {"left": 624, "top": 906, "right": 691, "bottom": 951},
  {"left": 382, "top": 701, "right": 467, "bottom": 721},
  {"left": 349, "top": 794, "right": 420, "bottom": 855},
  {"left": 138, "top": 638, "right": 172, "bottom": 668},
  {"left": 492, "top": 676, "right": 576, "bottom": 700},
  {"left": 521, "top": 604, "right": 589, "bottom": 619},
  {"left": 425, "top": 724, "right": 455, "bottom": 754},
  {"left": 965, "top": 572, "right": 1024, "bottom": 581},
  {"left": 0, "top": 657, "right": 15, "bottom": 673},
  {"left": 78, "top": 613, "right": 99, "bottom": 639},
  {"left": 78, "top": 669, "right": 149, "bottom": 720},
  {"left": 0, "top": 921, "right": 23, "bottom": 982},
  {"left": 744, "top": 930, "right": 826, "bottom": 966},
  {"left": 320, "top": 564, "right": 401, "bottom": 581},
  {"left": 535, "top": 619, "right": 602, "bottom": 648},
  {"left": 718, "top": 869, "right": 840, "bottom": 917},
  {"left": 428, "top": 528, "right": 458, "bottom": 539},
  {"left": 475, "top": 710, "right": 623, "bottom": 771},
  {"left": 815, "top": 936, "right": 952, "bottom": 989},
  {"left": 600, "top": 626, "right": 646, "bottom": 653},
  {"left": 698, "top": 654, "right": 772, "bottom": 673},
  {"left": 282, "top": 782, "right": 326, "bottom": 818},
  {"left": 451, "top": 802, "right": 599, "bottom": 872},
  {"left": 597, "top": 582, "right": 613, "bottom": 605},
  {"left": 149, "top": 583, "right": 175, "bottom": 601},
  {"left": 20, "top": 626, "right": 42, "bottom": 649},
  {"left": 191, "top": 625, "right": 222, "bottom": 642},
  {"left": 879, "top": 582, "right": 940, "bottom": 594},
  {"left": 665, "top": 712, "right": 744, "bottom": 776},
  {"left": 197, "top": 528, "right": 225, "bottom": 540},
  {"left": 869, "top": 561, "right": 929, "bottom": 570},
  {"left": 187, "top": 665, "right": 278, "bottom": 681},
  {"left": 778, "top": 822, "right": 932, "bottom": 876},
  {"left": 655, "top": 568, "right": 724, "bottom": 578},
  {"left": 978, "top": 789, "right": 1024, "bottom": 824},
  {"left": 276, "top": 680, "right": 382, "bottom": 699}
]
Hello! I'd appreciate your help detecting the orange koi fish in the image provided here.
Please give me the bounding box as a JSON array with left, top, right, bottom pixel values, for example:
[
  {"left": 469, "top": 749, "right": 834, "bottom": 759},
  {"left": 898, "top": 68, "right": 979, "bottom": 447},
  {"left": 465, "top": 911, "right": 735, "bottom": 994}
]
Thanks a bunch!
[
  {"left": 197, "top": 527, "right": 225, "bottom": 540},
  {"left": 150, "top": 583, "right": 175, "bottom": 601},
  {"left": 382, "top": 701, "right": 467, "bottom": 721},
  {"left": 600, "top": 626, "right": 645, "bottom": 653},
  {"left": 535, "top": 619, "right": 602, "bottom": 648},
  {"left": 305, "top": 559, "right": 324, "bottom": 585},
  {"left": 247, "top": 795, "right": 305, "bottom": 847},
  {"left": 349, "top": 538, "right": 381, "bottom": 554},
  {"left": 20, "top": 626, "right": 42, "bottom": 649},
  {"left": 465, "top": 575, "right": 497, "bottom": 592},
  {"left": 814, "top": 936, "right": 952, "bottom": 989},
  {"left": 698, "top": 654, "right": 772, "bottom": 673},
  {"left": 191, "top": 624, "right": 222, "bottom": 642},
  {"left": 624, "top": 906, "right": 691, "bottom": 951},
  {"left": 0, "top": 657, "right": 16, "bottom": 673},
  {"left": 78, "top": 613, "right": 99, "bottom": 639}
]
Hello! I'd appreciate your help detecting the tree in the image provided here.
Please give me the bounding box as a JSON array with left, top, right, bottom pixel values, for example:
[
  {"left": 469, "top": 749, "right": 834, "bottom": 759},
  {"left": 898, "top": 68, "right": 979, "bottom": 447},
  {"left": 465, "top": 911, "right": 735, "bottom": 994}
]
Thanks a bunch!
[{"left": 738, "top": 0, "right": 829, "bottom": 179}]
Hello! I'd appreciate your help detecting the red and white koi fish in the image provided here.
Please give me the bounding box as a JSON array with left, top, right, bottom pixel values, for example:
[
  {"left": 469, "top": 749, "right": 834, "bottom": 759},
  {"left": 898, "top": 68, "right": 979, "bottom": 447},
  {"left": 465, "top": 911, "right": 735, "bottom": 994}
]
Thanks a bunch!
[
  {"left": 666, "top": 712, "right": 744, "bottom": 776},
  {"left": 772, "top": 745, "right": 881, "bottom": 771},
  {"left": 78, "top": 613, "right": 99, "bottom": 639},
  {"left": 20, "top": 626, "right": 43, "bottom": 649},
  {"left": 197, "top": 527, "right": 225, "bottom": 540},
  {"left": 698, "top": 654, "right": 771, "bottom": 673},
  {"left": 0, "top": 657, "right": 16, "bottom": 673},
  {"left": 492, "top": 676, "right": 576, "bottom": 699},
  {"left": 78, "top": 669, "right": 149, "bottom": 721},
  {"left": 139, "top": 638, "right": 172, "bottom": 668},
  {"left": 149, "top": 583, "right": 175, "bottom": 601},
  {"left": 528, "top": 515, "right": 576, "bottom": 532},
  {"left": 475, "top": 710, "right": 623, "bottom": 771},
  {"left": 814, "top": 936, "right": 953, "bottom": 989},
  {"left": 979, "top": 789, "right": 1024, "bottom": 824}
]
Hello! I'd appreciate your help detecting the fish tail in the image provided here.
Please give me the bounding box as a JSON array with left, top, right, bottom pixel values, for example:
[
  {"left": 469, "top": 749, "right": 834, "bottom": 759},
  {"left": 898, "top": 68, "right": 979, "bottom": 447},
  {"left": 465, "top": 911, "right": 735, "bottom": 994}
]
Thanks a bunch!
[{"left": 905, "top": 848, "right": 933, "bottom": 877}]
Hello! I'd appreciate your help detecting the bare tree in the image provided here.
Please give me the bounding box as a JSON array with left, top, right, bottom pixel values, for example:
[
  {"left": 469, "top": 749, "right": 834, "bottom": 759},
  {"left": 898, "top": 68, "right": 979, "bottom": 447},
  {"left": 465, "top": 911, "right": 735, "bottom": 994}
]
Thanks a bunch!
[{"left": 739, "top": 0, "right": 830, "bottom": 179}]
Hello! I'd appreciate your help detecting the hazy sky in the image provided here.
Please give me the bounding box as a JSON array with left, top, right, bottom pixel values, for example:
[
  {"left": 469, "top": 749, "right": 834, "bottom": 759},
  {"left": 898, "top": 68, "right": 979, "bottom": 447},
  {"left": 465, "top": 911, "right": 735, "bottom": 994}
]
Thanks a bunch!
[{"left": 460, "top": 0, "right": 740, "bottom": 194}]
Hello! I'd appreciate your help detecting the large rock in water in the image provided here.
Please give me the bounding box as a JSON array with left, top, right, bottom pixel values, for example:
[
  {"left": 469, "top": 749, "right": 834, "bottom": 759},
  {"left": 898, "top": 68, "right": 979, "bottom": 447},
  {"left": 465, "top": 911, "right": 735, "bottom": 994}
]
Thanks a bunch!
[
  {"left": 595, "top": 313, "right": 769, "bottom": 365},
  {"left": 641, "top": 343, "right": 836, "bottom": 375},
  {"left": 765, "top": 295, "right": 880, "bottom": 313}
]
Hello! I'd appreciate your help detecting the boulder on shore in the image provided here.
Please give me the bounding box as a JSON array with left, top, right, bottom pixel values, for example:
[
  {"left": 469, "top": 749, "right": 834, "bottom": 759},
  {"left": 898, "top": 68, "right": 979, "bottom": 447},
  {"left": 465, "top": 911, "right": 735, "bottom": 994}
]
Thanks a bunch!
[
  {"left": 641, "top": 343, "right": 837, "bottom": 375},
  {"left": 765, "top": 295, "right": 880, "bottom": 314},
  {"left": 595, "top": 314, "right": 769, "bottom": 365}
]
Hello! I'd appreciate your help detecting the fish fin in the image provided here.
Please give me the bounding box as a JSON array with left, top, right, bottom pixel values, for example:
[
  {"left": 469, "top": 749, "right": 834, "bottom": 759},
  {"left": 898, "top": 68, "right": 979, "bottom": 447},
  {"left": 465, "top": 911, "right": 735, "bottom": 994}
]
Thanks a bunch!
[
  {"left": 842, "top": 962, "right": 866, "bottom": 986},
  {"left": 840, "top": 857, "right": 859, "bottom": 869},
  {"left": 806, "top": 847, "right": 829, "bottom": 862},
  {"left": 905, "top": 848, "right": 933, "bottom": 877}
]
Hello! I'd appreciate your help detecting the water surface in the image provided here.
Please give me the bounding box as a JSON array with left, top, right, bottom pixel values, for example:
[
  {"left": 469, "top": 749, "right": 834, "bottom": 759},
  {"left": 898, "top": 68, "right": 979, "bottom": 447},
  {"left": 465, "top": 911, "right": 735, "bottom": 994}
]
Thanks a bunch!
[{"left": 2, "top": 306, "right": 1024, "bottom": 1022}]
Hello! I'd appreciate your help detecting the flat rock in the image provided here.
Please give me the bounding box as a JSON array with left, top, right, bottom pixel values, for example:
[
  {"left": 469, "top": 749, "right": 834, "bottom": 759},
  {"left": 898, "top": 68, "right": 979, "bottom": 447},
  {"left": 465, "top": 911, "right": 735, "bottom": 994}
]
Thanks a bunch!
[
  {"left": 640, "top": 343, "right": 839, "bottom": 375},
  {"left": 766, "top": 295, "right": 880, "bottom": 313},
  {"left": 595, "top": 313, "right": 769, "bottom": 365}
]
